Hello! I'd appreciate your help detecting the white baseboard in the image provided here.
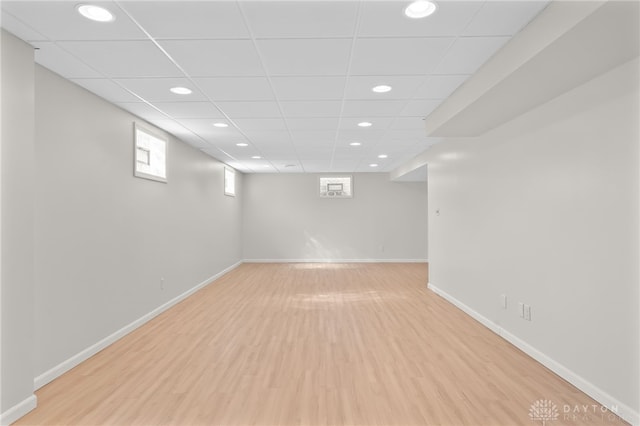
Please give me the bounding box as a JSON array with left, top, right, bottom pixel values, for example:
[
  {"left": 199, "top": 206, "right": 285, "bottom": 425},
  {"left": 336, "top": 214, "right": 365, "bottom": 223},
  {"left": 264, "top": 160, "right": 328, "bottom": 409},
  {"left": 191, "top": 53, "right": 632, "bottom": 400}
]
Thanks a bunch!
[
  {"left": 33, "top": 261, "right": 243, "bottom": 391},
  {"left": 0, "top": 394, "right": 37, "bottom": 426},
  {"left": 243, "top": 258, "right": 428, "bottom": 263},
  {"left": 427, "top": 282, "right": 640, "bottom": 426}
]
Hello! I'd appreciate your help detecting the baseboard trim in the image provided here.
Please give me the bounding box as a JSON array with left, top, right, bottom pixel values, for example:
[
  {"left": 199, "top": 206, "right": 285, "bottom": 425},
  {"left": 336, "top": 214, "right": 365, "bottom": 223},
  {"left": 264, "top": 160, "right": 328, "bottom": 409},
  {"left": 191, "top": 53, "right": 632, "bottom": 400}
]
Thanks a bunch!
[
  {"left": 33, "top": 261, "right": 243, "bottom": 391},
  {"left": 427, "top": 282, "right": 640, "bottom": 426},
  {"left": 243, "top": 258, "right": 428, "bottom": 263},
  {"left": 0, "top": 394, "right": 37, "bottom": 426}
]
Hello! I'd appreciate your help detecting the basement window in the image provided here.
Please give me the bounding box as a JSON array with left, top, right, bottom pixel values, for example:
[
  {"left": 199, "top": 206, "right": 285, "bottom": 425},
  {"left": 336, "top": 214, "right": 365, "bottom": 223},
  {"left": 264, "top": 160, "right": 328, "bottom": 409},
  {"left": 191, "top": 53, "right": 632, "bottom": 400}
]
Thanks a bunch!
[
  {"left": 319, "top": 176, "right": 353, "bottom": 198},
  {"left": 225, "top": 167, "right": 236, "bottom": 197},
  {"left": 134, "top": 123, "right": 167, "bottom": 183}
]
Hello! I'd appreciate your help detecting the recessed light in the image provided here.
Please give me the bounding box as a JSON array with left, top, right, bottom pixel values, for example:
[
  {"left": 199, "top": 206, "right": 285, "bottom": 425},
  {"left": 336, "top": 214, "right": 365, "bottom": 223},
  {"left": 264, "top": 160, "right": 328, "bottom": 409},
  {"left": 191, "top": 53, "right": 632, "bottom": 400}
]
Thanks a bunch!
[
  {"left": 284, "top": 164, "right": 297, "bottom": 168},
  {"left": 77, "top": 4, "right": 115, "bottom": 22},
  {"left": 251, "top": 155, "right": 262, "bottom": 159},
  {"left": 369, "top": 163, "right": 379, "bottom": 168},
  {"left": 169, "top": 87, "right": 192, "bottom": 95},
  {"left": 236, "top": 143, "right": 248, "bottom": 147},
  {"left": 378, "top": 154, "right": 388, "bottom": 159},
  {"left": 349, "top": 142, "right": 362, "bottom": 146},
  {"left": 358, "top": 121, "right": 372, "bottom": 127},
  {"left": 404, "top": 0, "right": 437, "bottom": 19},
  {"left": 213, "top": 122, "right": 229, "bottom": 128},
  {"left": 372, "top": 85, "right": 392, "bottom": 93}
]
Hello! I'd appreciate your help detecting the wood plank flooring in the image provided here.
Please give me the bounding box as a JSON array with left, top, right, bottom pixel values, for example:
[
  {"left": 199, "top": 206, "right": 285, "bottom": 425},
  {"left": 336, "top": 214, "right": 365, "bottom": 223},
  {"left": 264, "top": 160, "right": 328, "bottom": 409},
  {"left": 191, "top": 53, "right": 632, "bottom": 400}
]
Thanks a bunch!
[{"left": 16, "top": 263, "right": 627, "bottom": 425}]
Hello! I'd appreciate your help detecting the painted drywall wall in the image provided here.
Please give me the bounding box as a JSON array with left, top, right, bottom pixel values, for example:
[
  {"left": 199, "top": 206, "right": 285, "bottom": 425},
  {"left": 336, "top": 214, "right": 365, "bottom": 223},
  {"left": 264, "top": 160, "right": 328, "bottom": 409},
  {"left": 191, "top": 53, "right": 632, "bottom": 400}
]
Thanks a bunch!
[
  {"left": 33, "top": 65, "right": 243, "bottom": 380},
  {"left": 243, "top": 173, "right": 427, "bottom": 261},
  {"left": 425, "top": 57, "right": 639, "bottom": 419},
  {"left": 0, "top": 30, "right": 37, "bottom": 423}
]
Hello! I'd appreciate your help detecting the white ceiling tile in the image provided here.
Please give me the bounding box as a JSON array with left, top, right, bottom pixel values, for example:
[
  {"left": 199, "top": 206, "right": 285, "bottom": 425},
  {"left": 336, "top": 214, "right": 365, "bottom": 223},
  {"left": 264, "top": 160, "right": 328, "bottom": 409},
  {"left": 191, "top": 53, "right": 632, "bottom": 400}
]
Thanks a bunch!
[
  {"left": 233, "top": 118, "right": 287, "bottom": 131},
  {"left": 270, "top": 76, "right": 346, "bottom": 100},
  {"left": 280, "top": 101, "right": 342, "bottom": 118},
  {"left": 414, "top": 75, "right": 470, "bottom": 99},
  {"left": 120, "top": 1, "right": 249, "bottom": 39},
  {"left": 144, "top": 119, "right": 199, "bottom": 141},
  {"left": 58, "top": 40, "right": 182, "bottom": 78},
  {"left": 274, "top": 163, "right": 303, "bottom": 173},
  {"left": 336, "top": 129, "right": 387, "bottom": 143},
  {"left": 216, "top": 101, "right": 282, "bottom": 119},
  {"left": 358, "top": 1, "right": 484, "bottom": 37},
  {"left": 1, "top": 10, "right": 48, "bottom": 41},
  {"left": 289, "top": 131, "right": 336, "bottom": 144},
  {"left": 295, "top": 145, "right": 333, "bottom": 160},
  {"left": 115, "top": 78, "right": 207, "bottom": 102},
  {"left": 391, "top": 117, "right": 428, "bottom": 130},
  {"left": 341, "top": 100, "right": 407, "bottom": 117},
  {"left": 177, "top": 134, "right": 210, "bottom": 150},
  {"left": 332, "top": 148, "right": 360, "bottom": 160},
  {"left": 241, "top": 1, "right": 358, "bottom": 38},
  {"left": 194, "top": 77, "right": 275, "bottom": 101},
  {"left": 339, "top": 117, "right": 395, "bottom": 130},
  {"left": 151, "top": 102, "right": 224, "bottom": 119},
  {"left": 301, "top": 160, "right": 331, "bottom": 172},
  {"left": 286, "top": 118, "right": 339, "bottom": 131},
  {"left": 464, "top": 1, "right": 549, "bottom": 37},
  {"left": 433, "top": 37, "right": 511, "bottom": 75},
  {"left": 33, "top": 42, "right": 102, "bottom": 78},
  {"left": 117, "top": 102, "right": 168, "bottom": 121},
  {"left": 398, "top": 99, "right": 442, "bottom": 117},
  {"left": 330, "top": 160, "right": 361, "bottom": 172},
  {"left": 160, "top": 40, "right": 264, "bottom": 77},
  {"left": 71, "top": 78, "right": 141, "bottom": 103},
  {"left": 351, "top": 37, "right": 453, "bottom": 75},
  {"left": 243, "top": 130, "right": 292, "bottom": 144},
  {"left": 1, "top": 1, "right": 146, "bottom": 40},
  {"left": 256, "top": 39, "right": 352, "bottom": 76},
  {"left": 179, "top": 118, "right": 245, "bottom": 138},
  {"left": 344, "top": 75, "right": 428, "bottom": 100}
]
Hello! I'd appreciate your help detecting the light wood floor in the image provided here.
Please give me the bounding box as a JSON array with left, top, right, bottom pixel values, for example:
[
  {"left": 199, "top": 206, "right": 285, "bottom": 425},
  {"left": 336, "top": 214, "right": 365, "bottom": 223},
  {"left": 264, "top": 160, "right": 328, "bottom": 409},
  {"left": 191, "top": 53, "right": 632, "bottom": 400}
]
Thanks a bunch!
[{"left": 17, "top": 263, "right": 626, "bottom": 426}]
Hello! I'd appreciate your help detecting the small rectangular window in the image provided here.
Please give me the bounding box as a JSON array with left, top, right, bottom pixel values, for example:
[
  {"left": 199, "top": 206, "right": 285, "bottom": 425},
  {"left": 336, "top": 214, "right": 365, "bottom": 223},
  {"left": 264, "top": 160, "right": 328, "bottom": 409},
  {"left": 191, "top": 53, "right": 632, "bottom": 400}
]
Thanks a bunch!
[
  {"left": 319, "top": 176, "right": 353, "bottom": 198},
  {"left": 134, "top": 123, "right": 167, "bottom": 183},
  {"left": 225, "top": 167, "right": 236, "bottom": 196}
]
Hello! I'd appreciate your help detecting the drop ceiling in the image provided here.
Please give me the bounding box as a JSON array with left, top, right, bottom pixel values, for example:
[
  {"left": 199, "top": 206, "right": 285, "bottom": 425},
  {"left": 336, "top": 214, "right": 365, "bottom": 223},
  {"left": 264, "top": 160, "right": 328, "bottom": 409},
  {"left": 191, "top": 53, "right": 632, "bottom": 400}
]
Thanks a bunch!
[{"left": 1, "top": 0, "right": 548, "bottom": 173}]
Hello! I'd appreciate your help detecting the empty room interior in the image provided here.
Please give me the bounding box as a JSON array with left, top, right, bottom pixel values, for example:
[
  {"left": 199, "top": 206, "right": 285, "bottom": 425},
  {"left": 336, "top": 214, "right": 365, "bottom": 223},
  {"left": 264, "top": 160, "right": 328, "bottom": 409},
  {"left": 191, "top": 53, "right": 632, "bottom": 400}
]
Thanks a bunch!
[{"left": 1, "top": 0, "right": 638, "bottom": 425}]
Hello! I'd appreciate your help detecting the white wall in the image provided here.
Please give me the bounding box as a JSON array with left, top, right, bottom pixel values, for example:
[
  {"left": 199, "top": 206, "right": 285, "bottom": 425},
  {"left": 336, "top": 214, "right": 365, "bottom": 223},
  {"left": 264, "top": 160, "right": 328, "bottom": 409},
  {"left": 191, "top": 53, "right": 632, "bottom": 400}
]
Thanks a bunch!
[
  {"left": 32, "top": 66, "right": 243, "bottom": 384},
  {"left": 0, "top": 30, "right": 37, "bottom": 424},
  {"left": 425, "top": 58, "right": 639, "bottom": 420},
  {"left": 243, "top": 173, "right": 427, "bottom": 262}
]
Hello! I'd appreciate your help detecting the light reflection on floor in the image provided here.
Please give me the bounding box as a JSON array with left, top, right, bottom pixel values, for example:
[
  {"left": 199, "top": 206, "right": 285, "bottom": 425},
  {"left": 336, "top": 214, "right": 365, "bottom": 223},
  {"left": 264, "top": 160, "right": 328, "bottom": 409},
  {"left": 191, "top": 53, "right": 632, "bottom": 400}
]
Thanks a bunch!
[{"left": 289, "top": 262, "right": 360, "bottom": 270}]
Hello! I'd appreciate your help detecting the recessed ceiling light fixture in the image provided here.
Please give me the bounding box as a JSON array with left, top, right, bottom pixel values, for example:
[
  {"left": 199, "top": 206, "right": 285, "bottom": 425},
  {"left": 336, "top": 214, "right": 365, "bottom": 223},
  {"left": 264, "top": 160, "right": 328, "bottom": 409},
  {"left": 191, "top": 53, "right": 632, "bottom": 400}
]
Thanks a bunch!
[
  {"left": 369, "top": 163, "right": 379, "bottom": 168},
  {"left": 77, "top": 4, "right": 115, "bottom": 22},
  {"left": 251, "top": 155, "right": 262, "bottom": 159},
  {"left": 236, "top": 143, "right": 248, "bottom": 147},
  {"left": 404, "top": 0, "right": 437, "bottom": 19},
  {"left": 358, "top": 121, "right": 372, "bottom": 128},
  {"left": 213, "top": 122, "right": 229, "bottom": 128},
  {"left": 169, "top": 86, "right": 192, "bottom": 95},
  {"left": 349, "top": 142, "right": 361, "bottom": 146},
  {"left": 378, "top": 154, "right": 388, "bottom": 159},
  {"left": 372, "top": 85, "right": 392, "bottom": 93}
]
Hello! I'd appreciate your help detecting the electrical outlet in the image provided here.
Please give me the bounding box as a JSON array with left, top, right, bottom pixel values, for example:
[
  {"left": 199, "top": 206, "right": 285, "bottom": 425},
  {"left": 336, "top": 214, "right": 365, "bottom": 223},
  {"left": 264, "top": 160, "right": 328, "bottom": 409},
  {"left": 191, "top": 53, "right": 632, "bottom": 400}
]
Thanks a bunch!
[
  {"left": 160, "top": 277, "right": 164, "bottom": 290},
  {"left": 500, "top": 294, "right": 507, "bottom": 309},
  {"left": 518, "top": 302, "right": 525, "bottom": 318},
  {"left": 524, "top": 305, "right": 532, "bottom": 321}
]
